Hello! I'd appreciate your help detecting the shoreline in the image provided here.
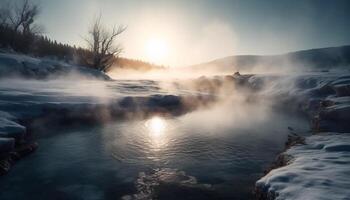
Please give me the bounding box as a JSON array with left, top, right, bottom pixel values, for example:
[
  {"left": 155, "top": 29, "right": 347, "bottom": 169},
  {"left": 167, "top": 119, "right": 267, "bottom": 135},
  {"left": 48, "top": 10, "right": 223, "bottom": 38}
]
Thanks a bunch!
[{"left": 253, "top": 74, "right": 350, "bottom": 199}]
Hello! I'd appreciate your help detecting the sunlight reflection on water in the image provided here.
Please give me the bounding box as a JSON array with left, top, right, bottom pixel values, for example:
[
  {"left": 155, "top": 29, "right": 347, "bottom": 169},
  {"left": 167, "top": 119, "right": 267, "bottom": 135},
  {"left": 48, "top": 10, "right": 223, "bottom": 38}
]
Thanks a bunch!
[
  {"left": 145, "top": 116, "right": 169, "bottom": 153},
  {"left": 146, "top": 116, "right": 166, "bottom": 137}
]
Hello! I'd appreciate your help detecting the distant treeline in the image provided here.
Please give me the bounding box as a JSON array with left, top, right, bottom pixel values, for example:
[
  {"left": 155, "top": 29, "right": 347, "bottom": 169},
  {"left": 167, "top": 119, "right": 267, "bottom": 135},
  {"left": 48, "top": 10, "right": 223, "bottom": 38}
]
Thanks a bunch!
[
  {"left": 0, "top": 24, "right": 75, "bottom": 60},
  {"left": 0, "top": 23, "right": 163, "bottom": 71}
]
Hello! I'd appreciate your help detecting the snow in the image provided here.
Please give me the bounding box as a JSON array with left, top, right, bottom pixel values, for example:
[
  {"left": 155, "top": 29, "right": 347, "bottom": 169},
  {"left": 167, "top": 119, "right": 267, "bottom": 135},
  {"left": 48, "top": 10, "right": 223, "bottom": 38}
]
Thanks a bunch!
[
  {"left": 251, "top": 72, "right": 350, "bottom": 199},
  {"left": 0, "top": 52, "right": 110, "bottom": 80},
  {"left": 0, "top": 117, "right": 26, "bottom": 140},
  {"left": 0, "top": 111, "right": 25, "bottom": 140},
  {"left": 0, "top": 112, "right": 20, "bottom": 153},
  {"left": 256, "top": 133, "right": 350, "bottom": 200}
]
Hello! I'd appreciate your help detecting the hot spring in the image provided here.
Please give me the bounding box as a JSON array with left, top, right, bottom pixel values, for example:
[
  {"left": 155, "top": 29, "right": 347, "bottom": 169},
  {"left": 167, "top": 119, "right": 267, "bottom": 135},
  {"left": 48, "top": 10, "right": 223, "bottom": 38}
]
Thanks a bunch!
[{"left": 0, "top": 79, "right": 309, "bottom": 199}]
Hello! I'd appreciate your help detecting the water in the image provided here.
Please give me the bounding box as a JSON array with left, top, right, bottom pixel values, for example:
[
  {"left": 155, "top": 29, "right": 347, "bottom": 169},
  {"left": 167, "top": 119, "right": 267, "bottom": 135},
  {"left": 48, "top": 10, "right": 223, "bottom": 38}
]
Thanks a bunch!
[
  {"left": 0, "top": 78, "right": 310, "bottom": 199},
  {"left": 0, "top": 108, "right": 309, "bottom": 200}
]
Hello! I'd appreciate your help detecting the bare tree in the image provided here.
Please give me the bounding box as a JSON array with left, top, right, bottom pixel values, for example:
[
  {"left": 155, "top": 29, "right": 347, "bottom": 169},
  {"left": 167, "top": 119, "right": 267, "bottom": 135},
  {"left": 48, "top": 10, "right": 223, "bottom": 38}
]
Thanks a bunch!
[
  {"left": 8, "top": 0, "right": 40, "bottom": 34},
  {"left": 0, "top": 8, "right": 9, "bottom": 27},
  {"left": 83, "top": 17, "right": 126, "bottom": 72}
]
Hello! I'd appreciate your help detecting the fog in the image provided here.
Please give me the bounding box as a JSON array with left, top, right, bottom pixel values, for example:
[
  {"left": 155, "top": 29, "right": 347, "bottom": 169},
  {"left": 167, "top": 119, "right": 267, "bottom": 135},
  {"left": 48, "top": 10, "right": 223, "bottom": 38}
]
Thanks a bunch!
[
  {"left": 110, "top": 66, "right": 308, "bottom": 135},
  {"left": 0, "top": 47, "right": 323, "bottom": 133},
  {"left": 0, "top": 51, "right": 316, "bottom": 200},
  {"left": 1, "top": 0, "right": 349, "bottom": 198}
]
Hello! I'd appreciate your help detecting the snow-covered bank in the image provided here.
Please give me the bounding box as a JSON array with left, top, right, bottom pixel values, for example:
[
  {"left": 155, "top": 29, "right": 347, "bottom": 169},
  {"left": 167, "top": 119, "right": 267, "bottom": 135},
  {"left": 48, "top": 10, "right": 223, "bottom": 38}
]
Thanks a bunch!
[
  {"left": 250, "top": 73, "right": 350, "bottom": 199},
  {"left": 256, "top": 133, "right": 350, "bottom": 200},
  {"left": 0, "top": 52, "right": 110, "bottom": 80}
]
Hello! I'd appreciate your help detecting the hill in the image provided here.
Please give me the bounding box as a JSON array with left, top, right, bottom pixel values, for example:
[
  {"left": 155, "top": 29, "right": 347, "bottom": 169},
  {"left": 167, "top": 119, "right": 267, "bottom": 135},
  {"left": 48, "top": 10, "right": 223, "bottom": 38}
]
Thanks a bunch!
[{"left": 188, "top": 45, "right": 350, "bottom": 73}]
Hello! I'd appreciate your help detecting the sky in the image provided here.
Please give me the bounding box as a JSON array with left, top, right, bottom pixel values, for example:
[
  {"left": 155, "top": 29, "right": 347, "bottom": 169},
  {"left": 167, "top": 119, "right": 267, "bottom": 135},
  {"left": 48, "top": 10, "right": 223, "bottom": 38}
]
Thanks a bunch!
[{"left": 3, "top": 0, "right": 350, "bottom": 67}]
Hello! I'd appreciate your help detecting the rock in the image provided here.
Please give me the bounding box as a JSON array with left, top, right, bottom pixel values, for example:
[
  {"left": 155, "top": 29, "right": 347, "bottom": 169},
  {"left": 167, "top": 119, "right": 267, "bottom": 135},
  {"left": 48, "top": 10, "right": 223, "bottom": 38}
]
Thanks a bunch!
[
  {"left": 0, "top": 142, "right": 38, "bottom": 176},
  {"left": 233, "top": 71, "right": 241, "bottom": 76},
  {"left": 333, "top": 84, "right": 350, "bottom": 97},
  {"left": 320, "top": 99, "right": 334, "bottom": 107},
  {"left": 11, "top": 142, "right": 38, "bottom": 160},
  {"left": 319, "top": 105, "right": 350, "bottom": 121},
  {"left": 285, "top": 134, "right": 305, "bottom": 148},
  {"left": 0, "top": 138, "right": 15, "bottom": 155},
  {"left": 0, "top": 158, "right": 11, "bottom": 175}
]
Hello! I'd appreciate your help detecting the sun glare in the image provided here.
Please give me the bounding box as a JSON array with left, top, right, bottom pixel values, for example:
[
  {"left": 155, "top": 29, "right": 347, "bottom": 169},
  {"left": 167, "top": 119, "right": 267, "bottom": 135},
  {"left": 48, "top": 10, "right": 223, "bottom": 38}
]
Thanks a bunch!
[
  {"left": 146, "top": 116, "right": 166, "bottom": 137},
  {"left": 146, "top": 38, "right": 169, "bottom": 63}
]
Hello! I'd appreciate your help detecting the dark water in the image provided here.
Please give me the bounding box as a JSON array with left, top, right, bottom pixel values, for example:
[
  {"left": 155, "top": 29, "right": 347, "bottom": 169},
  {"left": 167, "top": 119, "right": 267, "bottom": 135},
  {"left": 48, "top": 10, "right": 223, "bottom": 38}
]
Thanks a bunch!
[{"left": 0, "top": 107, "right": 309, "bottom": 200}]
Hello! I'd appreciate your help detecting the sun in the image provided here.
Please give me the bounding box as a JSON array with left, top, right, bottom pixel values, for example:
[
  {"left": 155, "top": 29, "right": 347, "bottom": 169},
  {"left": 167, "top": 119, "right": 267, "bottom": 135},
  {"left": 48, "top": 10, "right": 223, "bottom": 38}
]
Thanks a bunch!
[{"left": 146, "top": 38, "right": 169, "bottom": 63}]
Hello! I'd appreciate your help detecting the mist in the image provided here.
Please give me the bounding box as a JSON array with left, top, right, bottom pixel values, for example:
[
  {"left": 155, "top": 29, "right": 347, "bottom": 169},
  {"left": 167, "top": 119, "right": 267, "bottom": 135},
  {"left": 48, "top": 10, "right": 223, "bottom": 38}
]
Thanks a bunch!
[{"left": 1, "top": 0, "right": 350, "bottom": 199}]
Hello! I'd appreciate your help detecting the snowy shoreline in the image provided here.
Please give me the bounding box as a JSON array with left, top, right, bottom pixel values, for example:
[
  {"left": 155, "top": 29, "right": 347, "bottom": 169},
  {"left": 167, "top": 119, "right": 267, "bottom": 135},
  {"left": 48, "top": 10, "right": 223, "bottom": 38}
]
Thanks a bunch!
[
  {"left": 255, "top": 133, "right": 350, "bottom": 200},
  {"left": 251, "top": 73, "right": 350, "bottom": 199}
]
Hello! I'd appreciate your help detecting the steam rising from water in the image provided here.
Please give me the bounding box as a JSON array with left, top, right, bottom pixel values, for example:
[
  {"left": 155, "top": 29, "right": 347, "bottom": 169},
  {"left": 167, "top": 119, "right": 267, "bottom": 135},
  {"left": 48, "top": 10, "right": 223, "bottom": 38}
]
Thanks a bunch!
[{"left": 0, "top": 65, "right": 316, "bottom": 200}]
